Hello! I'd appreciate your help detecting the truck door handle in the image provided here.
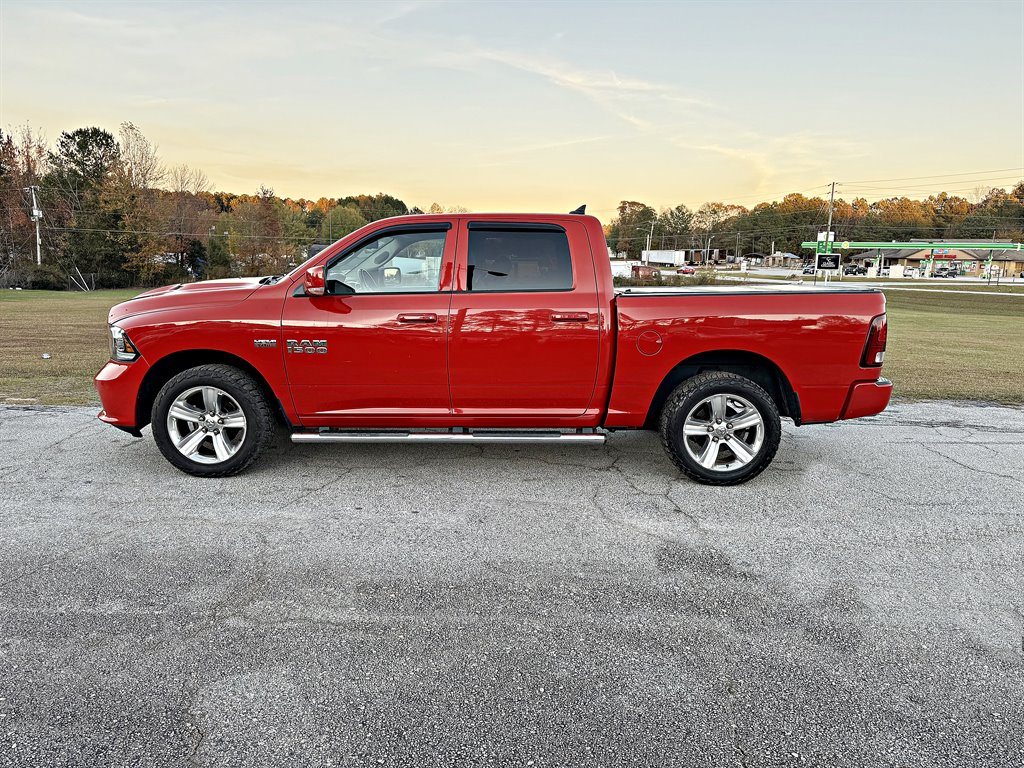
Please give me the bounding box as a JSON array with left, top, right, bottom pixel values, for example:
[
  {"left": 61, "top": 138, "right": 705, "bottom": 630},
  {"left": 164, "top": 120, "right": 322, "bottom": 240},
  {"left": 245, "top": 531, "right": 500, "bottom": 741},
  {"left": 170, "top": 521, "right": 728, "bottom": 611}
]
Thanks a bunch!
[
  {"left": 551, "top": 312, "right": 590, "bottom": 323},
  {"left": 397, "top": 313, "right": 438, "bottom": 324}
]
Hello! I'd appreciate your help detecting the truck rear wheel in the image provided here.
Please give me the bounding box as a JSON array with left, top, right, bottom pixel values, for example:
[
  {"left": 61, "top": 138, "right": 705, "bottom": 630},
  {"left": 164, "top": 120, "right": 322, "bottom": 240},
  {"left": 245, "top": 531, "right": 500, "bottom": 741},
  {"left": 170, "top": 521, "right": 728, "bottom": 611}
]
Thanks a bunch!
[
  {"left": 151, "top": 364, "right": 275, "bottom": 477},
  {"left": 659, "top": 371, "right": 781, "bottom": 485}
]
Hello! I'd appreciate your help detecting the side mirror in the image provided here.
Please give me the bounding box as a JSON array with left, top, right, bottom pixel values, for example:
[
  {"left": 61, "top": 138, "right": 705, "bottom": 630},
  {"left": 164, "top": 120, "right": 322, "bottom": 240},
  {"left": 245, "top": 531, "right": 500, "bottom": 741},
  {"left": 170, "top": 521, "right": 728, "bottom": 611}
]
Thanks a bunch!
[
  {"left": 382, "top": 266, "right": 401, "bottom": 285},
  {"left": 304, "top": 266, "right": 325, "bottom": 297}
]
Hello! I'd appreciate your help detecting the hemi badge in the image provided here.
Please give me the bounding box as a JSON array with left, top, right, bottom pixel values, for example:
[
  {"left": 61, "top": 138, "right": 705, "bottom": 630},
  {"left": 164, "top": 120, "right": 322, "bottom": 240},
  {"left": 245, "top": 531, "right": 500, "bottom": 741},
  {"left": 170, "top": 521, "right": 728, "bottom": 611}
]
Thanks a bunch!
[{"left": 253, "top": 339, "right": 277, "bottom": 348}]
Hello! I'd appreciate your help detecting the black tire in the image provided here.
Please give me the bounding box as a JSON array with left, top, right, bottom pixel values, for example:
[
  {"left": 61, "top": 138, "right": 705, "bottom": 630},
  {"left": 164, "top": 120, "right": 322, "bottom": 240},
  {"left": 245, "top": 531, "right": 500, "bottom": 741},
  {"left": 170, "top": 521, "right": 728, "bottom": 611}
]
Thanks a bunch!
[
  {"left": 151, "top": 364, "right": 275, "bottom": 477},
  {"left": 659, "top": 371, "right": 781, "bottom": 486}
]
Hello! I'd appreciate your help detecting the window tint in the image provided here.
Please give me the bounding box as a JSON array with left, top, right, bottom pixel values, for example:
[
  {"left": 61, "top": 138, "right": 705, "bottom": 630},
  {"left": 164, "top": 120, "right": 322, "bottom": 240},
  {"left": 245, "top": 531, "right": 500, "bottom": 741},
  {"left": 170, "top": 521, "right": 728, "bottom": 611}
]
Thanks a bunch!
[
  {"left": 467, "top": 229, "right": 573, "bottom": 292},
  {"left": 326, "top": 230, "right": 446, "bottom": 294}
]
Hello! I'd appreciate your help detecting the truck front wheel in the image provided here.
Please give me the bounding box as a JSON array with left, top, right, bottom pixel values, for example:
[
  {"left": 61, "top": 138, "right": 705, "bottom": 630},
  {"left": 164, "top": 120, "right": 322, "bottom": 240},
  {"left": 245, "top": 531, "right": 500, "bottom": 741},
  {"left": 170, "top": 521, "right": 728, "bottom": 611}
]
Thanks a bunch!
[
  {"left": 151, "top": 364, "right": 275, "bottom": 477},
  {"left": 659, "top": 371, "right": 781, "bottom": 485}
]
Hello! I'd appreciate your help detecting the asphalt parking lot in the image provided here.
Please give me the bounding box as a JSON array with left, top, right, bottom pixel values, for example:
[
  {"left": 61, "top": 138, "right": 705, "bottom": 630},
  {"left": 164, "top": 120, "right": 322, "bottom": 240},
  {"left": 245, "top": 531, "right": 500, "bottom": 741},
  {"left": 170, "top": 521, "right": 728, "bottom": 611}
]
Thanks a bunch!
[{"left": 1, "top": 401, "right": 1022, "bottom": 767}]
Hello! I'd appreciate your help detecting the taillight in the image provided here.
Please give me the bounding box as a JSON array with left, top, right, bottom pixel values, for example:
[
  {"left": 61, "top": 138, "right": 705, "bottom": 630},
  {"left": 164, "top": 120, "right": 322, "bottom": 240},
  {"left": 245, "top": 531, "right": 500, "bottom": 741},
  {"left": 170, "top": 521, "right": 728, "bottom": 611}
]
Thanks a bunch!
[{"left": 862, "top": 313, "right": 887, "bottom": 367}]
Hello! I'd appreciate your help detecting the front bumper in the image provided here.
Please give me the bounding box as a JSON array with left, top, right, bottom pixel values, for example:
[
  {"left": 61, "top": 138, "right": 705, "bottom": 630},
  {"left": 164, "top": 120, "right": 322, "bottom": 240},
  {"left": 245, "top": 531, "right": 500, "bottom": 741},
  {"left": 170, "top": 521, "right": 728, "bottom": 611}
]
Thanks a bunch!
[
  {"left": 840, "top": 377, "right": 893, "bottom": 420},
  {"left": 95, "top": 358, "right": 150, "bottom": 431}
]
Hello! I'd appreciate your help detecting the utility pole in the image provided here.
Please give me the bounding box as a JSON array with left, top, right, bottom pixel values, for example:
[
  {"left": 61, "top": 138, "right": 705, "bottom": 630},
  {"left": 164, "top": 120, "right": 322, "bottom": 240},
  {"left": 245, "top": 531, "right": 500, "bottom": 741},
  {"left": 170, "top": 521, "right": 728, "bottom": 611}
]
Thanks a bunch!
[
  {"left": 644, "top": 219, "right": 654, "bottom": 265},
  {"left": 826, "top": 181, "right": 837, "bottom": 281},
  {"left": 26, "top": 186, "right": 43, "bottom": 265}
]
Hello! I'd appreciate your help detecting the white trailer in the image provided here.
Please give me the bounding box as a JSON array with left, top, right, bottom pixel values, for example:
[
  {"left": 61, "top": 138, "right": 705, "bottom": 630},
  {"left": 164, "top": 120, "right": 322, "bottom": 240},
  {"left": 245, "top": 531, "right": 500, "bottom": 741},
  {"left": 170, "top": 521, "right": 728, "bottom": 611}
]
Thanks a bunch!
[{"left": 642, "top": 250, "right": 694, "bottom": 267}]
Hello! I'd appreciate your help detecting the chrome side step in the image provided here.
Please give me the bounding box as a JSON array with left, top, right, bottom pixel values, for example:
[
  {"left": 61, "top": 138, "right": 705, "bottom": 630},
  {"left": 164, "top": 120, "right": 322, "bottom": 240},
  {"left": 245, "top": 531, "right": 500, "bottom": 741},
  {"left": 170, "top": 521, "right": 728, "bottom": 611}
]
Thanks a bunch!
[{"left": 291, "top": 430, "right": 606, "bottom": 445}]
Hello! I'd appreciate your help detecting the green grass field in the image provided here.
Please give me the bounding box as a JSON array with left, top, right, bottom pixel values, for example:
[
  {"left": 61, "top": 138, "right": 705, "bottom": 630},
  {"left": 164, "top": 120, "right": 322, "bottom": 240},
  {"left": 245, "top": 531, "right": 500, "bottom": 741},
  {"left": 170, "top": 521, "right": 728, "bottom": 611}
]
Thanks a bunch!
[
  {"left": 739, "top": 273, "right": 1024, "bottom": 292},
  {"left": 0, "top": 289, "right": 138, "bottom": 404},
  {"left": 883, "top": 284, "right": 1024, "bottom": 293},
  {"left": 882, "top": 290, "right": 1023, "bottom": 402},
  {"left": 1, "top": 287, "right": 1021, "bottom": 406}
]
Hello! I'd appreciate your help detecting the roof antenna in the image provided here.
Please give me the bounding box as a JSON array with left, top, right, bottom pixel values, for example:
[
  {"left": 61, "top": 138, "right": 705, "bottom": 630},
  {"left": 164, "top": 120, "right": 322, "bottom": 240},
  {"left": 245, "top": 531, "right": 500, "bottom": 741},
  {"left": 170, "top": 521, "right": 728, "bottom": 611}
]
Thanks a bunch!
[{"left": 569, "top": 204, "right": 586, "bottom": 215}]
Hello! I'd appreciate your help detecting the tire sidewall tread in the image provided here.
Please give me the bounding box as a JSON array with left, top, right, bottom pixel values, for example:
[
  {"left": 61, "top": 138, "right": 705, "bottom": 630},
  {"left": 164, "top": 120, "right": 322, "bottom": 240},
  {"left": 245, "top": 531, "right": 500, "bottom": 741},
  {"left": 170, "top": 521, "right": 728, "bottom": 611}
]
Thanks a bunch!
[
  {"left": 151, "top": 364, "right": 275, "bottom": 477},
  {"left": 659, "top": 370, "right": 782, "bottom": 486}
]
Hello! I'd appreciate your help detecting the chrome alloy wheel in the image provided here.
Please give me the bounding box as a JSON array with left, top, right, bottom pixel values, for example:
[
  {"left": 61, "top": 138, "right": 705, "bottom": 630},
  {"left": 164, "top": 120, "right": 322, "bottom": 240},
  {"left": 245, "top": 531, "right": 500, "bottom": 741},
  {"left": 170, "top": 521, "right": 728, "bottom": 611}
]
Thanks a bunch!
[
  {"left": 682, "top": 393, "right": 764, "bottom": 472},
  {"left": 165, "top": 386, "right": 247, "bottom": 464}
]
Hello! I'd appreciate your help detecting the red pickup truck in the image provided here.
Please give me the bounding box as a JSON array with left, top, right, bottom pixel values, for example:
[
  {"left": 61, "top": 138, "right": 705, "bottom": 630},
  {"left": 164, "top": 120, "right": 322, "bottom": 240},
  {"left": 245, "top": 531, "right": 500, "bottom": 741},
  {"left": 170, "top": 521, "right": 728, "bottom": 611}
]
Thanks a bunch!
[{"left": 95, "top": 212, "right": 891, "bottom": 485}]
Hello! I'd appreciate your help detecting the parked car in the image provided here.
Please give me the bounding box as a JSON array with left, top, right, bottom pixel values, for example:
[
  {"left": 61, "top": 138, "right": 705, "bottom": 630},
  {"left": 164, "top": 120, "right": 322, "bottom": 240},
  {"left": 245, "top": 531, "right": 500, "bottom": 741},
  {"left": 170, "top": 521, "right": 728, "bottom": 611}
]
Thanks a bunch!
[
  {"left": 843, "top": 265, "right": 867, "bottom": 276},
  {"left": 676, "top": 265, "right": 696, "bottom": 275},
  {"left": 802, "top": 264, "right": 815, "bottom": 274},
  {"left": 95, "top": 211, "right": 891, "bottom": 485}
]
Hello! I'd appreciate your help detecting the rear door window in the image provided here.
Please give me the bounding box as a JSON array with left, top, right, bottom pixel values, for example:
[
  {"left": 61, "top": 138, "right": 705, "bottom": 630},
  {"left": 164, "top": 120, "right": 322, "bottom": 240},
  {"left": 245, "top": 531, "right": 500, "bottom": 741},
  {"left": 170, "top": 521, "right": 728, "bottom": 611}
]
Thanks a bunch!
[{"left": 466, "top": 227, "right": 573, "bottom": 292}]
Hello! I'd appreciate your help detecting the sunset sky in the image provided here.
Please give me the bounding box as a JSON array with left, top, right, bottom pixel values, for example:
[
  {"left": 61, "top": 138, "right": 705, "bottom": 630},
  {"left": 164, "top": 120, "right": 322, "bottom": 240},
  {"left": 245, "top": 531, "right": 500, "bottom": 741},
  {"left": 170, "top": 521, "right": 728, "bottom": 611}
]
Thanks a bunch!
[{"left": 2, "top": 0, "right": 1022, "bottom": 220}]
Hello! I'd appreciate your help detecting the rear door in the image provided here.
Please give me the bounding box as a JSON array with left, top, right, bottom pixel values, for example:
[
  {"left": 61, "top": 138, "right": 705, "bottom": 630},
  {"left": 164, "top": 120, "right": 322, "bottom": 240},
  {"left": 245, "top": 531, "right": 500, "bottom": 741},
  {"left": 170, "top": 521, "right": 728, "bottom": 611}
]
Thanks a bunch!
[{"left": 447, "top": 220, "right": 601, "bottom": 418}]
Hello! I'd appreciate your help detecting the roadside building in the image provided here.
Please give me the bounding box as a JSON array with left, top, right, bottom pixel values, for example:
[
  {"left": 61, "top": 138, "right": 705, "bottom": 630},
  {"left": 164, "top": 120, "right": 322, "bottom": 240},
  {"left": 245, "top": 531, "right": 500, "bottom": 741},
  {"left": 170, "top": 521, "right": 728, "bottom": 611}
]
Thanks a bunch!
[
  {"left": 763, "top": 251, "right": 803, "bottom": 269},
  {"left": 850, "top": 240, "right": 1024, "bottom": 277}
]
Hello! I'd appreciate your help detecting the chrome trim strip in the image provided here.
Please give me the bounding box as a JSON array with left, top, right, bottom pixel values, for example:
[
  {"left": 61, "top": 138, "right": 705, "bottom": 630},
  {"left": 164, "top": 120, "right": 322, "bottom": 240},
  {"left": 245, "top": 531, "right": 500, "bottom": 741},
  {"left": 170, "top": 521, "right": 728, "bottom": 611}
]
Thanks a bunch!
[{"left": 290, "top": 432, "right": 606, "bottom": 445}]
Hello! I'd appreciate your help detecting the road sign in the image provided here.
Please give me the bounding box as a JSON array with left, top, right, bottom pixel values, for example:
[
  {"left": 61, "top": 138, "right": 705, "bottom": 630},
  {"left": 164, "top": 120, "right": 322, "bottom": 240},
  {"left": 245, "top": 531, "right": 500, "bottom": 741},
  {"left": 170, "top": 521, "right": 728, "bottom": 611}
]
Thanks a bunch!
[{"left": 816, "top": 253, "right": 839, "bottom": 271}]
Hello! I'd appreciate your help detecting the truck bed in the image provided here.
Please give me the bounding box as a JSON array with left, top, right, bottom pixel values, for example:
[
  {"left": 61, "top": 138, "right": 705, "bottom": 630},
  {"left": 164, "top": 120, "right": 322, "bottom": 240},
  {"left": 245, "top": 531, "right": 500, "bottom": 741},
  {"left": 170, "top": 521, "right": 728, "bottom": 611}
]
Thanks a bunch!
[{"left": 606, "top": 286, "right": 887, "bottom": 428}]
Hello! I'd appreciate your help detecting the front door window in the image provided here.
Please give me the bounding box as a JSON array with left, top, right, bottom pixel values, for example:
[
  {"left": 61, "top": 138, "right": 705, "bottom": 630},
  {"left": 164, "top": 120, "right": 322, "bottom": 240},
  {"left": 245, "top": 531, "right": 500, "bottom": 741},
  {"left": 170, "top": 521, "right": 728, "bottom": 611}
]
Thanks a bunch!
[{"left": 326, "top": 231, "right": 446, "bottom": 294}]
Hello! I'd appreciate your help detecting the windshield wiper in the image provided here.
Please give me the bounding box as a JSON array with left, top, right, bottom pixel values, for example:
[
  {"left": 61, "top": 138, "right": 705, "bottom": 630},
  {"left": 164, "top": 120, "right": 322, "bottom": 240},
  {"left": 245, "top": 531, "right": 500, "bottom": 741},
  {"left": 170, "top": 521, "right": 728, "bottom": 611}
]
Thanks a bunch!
[{"left": 259, "top": 274, "right": 286, "bottom": 285}]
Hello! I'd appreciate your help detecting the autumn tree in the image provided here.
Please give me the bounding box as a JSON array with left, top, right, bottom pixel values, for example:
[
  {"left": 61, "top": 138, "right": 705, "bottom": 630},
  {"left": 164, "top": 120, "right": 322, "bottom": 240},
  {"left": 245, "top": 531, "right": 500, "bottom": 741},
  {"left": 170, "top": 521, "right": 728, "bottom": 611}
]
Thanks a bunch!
[
  {"left": 655, "top": 204, "right": 694, "bottom": 249},
  {"left": 608, "top": 201, "right": 657, "bottom": 258},
  {"left": 318, "top": 204, "right": 365, "bottom": 243},
  {"left": 44, "top": 126, "right": 131, "bottom": 283},
  {"left": 159, "top": 163, "right": 216, "bottom": 276},
  {"left": 206, "top": 229, "right": 231, "bottom": 278},
  {"left": 103, "top": 122, "right": 168, "bottom": 282},
  {"left": 338, "top": 192, "right": 408, "bottom": 221},
  {"left": 0, "top": 127, "right": 49, "bottom": 281}
]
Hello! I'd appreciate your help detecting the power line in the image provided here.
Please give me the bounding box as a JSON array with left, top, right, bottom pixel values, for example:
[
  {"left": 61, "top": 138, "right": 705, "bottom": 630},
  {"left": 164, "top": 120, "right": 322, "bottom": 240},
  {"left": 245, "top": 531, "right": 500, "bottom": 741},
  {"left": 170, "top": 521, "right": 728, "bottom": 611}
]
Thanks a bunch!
[
  {"left": 842, "top": 167, "right": 1024, "bottom": 184},
  {"left": 840, "top": 179, "right": 1021, "bottom": 194},
  {"left": 41, "top": 224, "right": 335, "bottom": 243}
]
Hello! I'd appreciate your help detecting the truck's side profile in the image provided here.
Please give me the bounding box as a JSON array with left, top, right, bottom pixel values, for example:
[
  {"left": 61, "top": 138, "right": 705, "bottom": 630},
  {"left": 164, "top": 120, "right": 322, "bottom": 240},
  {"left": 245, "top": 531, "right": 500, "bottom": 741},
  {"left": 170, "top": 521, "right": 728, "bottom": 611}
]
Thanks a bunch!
[{"left": 95, "top": 212, "right": 891, "bottom": 484}]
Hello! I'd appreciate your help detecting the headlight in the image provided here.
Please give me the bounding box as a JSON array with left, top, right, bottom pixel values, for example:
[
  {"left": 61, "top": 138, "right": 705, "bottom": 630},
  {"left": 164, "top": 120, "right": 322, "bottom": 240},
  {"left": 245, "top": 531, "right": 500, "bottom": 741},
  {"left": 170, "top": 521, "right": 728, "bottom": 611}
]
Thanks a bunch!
[{"left": 109, "top": 325, "right": 140, "bottom": 362}]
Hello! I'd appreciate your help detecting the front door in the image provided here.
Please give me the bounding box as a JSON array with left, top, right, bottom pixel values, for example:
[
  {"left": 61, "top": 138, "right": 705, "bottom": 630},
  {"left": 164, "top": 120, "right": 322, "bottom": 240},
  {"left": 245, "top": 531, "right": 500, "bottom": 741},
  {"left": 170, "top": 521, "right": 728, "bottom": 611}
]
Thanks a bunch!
[
  {"left": 281, "top": 223, "right": 455, "bottom": 424},
  {"left": 447, "top": 221, "right": 602, "bottom": 419}
]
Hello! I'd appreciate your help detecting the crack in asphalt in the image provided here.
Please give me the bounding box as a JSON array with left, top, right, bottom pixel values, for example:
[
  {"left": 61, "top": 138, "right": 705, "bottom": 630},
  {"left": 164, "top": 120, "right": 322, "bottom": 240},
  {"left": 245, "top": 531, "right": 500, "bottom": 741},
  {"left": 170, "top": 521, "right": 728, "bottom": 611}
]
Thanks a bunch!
[
  {"left": 920, "top": 445, "right": 1024, "bottom": 486},
  {"left": 583, "top": 455, "right": 702, "bottom": 550},
  {"left": 725, "top": 678, "right": 751, "bottom": 768},
  {"left": 182, "top": 675, "right": 207, "bottom": 768}
]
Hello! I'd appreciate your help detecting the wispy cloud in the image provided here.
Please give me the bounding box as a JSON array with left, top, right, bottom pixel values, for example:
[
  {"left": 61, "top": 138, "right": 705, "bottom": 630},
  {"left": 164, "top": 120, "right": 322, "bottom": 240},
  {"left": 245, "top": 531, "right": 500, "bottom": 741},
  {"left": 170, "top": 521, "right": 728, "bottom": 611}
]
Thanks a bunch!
[
  {"left": 675, "top": 132, "right": 871, "bottom": 195},
  {"left": 430, "top": 46, "right": 711, "bottom": 130},
  {"left": 496, "top": 135, "right": 612, "bottom": 155},
  {"left": 369, "top": 1, "right": 437, "bottom": 28},
  {"left": 38, "top": 7, "right": 162, "bottom": 40}
]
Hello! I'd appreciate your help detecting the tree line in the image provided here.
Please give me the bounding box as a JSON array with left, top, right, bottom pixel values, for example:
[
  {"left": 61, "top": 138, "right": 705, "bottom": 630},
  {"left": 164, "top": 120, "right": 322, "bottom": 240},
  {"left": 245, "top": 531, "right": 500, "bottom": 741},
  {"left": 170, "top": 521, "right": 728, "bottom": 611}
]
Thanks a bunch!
[
  {"left": 2, "top": 123, "right": 1022, "bottom": 288},
  {"left": 0, "top": 124, "right": 466, "bottom": 289},
  {"left": 606, "top": 186, "right": 1024, "bottom": 261}
]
